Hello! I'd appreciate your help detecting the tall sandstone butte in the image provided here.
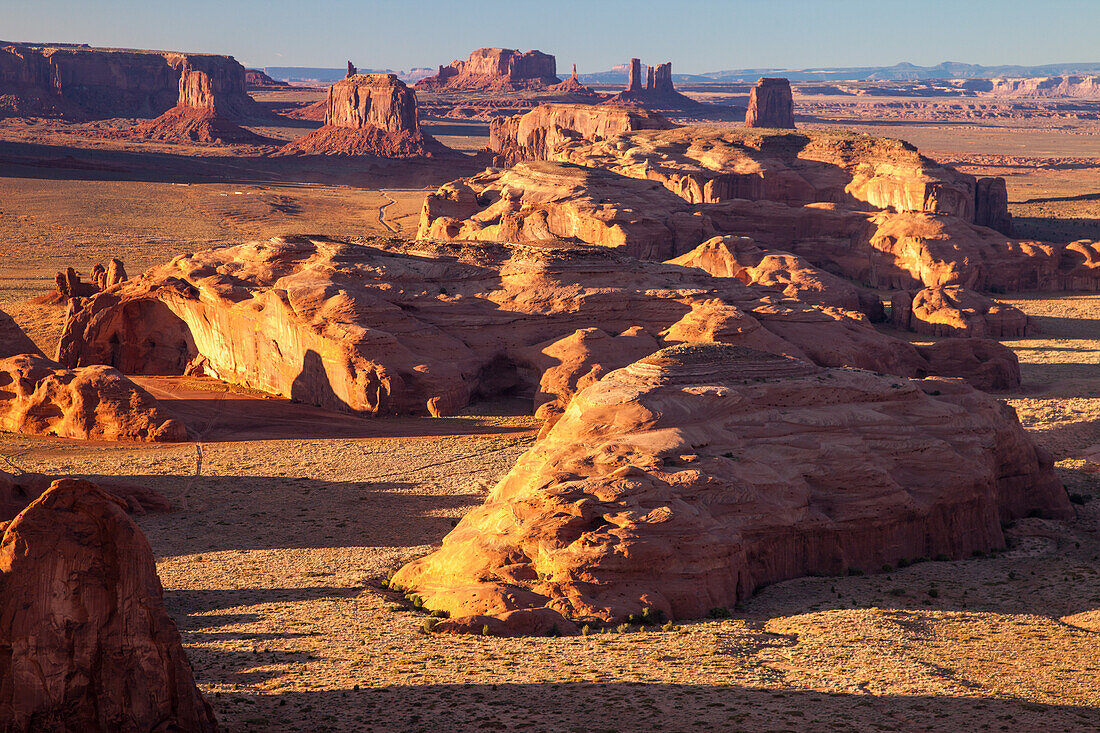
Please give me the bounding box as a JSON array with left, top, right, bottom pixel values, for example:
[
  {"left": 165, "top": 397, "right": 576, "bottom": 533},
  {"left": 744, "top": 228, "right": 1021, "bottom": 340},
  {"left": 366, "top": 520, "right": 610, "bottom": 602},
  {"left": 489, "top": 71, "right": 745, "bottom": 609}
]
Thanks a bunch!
[
  {"left": 603, "top": 58, "right": 701, "bottom": 110},
  {"left": 745, "top": 77, "right": 795, "bottom": 128},
  {"left": 391, "top": 344, "right": 1071, "bottom": 635},
  {"left": 0, "top": 479, "right": 218, "bottom": 731},
  {"left": 416, "top": 48, "right": 559, "bottom": 91},
  {"left": 279, "top": 74, "right": 437, "bottom": 156}
]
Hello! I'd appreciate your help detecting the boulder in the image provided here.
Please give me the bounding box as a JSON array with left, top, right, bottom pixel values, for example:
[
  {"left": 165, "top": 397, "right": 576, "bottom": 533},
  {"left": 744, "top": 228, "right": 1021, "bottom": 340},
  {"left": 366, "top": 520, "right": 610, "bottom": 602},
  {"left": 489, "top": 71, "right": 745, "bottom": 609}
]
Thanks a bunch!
[
  {"left": 279, "top": 74, "right": 439, "bottom": 157},
  {"left": 56, "top": 235, "right": 1016, "bottom": 421},
  {"left": 0, "top": 479, "right": 217, "bottom": 730},
  {"left": 391, "top": 344, "right": 1070, "bottom": 634},
  {"left": 891, "top": 286, "right": 1032, "bottom": 338},
  {"left": 416, "top": 48, "right": 559, "bottom": 91},
  {"left": 0, "top": 353, "right": 186, "bottom": 441},
  {"left": 745, "top": 77, "right": 795, "bottom": 128}
]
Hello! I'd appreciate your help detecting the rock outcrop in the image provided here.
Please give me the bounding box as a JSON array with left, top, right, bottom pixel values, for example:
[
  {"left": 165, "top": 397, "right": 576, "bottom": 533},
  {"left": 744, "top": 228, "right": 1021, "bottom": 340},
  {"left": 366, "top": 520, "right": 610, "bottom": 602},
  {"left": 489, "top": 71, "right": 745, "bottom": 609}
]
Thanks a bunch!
[
  {"left": 419, "top": 159, "right": 1063, "bottom": 294},
  {"left": 35, "top": 259, "right": 128, "bottom": 305},
  {"left": 548, "top": 64, "right": 598, "bottom": 98},
  {"left": 279, "top": 74, "right": 438, "bottom": 157},
  {"left": 0, "top": 479, "right": 218, "bottom": 730},
  {"left": 1059, "top": 240, "right": 1100, "bottom": 290},
  {"left": 391, "top": 344, "right": 1070, "bottom": 635},
  {"left": 119, "top": 54, "right": 265, "bottom": 144},
  {"left": 602, "top": 58, "right": 702, "bottom": 111},
  {"left": 745, "top": 77, "right": 795, "bottom": 128},
  {"left": 0, "top": 310, "right": 43, "bottom": 359},
  {"left": 984, "top": 76, "right": 1100, "bottom": 98},
  {"left": 0, "top": 42, "right": 254, "bottom": 121},
  {"left": 488, "top": 104, "right": 674, "bottom": 167},
  {"left": 0, "top": 470, "right": 171, "bottom": 522},
  {"left": 975, "top": 177, "right": 1013, "bottom": 235},
  {"left": 891, "top": 286, "right": 1033, "bottom": 338},
  {"left": 57, "top": 236, "right": 1019, "bottom": 422},
  {"left": 416, "top": 48, "right": 559, "bottom": 91},
  {"left": 0, "top": 353, "right": 186, "bottom": 441}
]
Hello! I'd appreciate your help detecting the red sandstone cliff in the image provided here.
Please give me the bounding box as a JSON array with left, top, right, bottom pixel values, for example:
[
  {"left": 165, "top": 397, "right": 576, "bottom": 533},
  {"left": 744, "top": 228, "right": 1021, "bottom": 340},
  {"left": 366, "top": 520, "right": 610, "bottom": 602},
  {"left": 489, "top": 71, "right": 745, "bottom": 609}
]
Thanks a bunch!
[
  {"left": 745, "top": 77, "right": 795, "bottom": 128},
  {"left": 416, "top": 48, "right": 559, "bottom": 91}
]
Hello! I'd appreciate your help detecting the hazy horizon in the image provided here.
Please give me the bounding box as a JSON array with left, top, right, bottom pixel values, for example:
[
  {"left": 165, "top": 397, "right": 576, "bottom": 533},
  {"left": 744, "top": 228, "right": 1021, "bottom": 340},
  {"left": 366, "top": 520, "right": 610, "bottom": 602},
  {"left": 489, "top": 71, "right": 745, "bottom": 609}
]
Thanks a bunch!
[{"left": 5, "top": 0, "right": 1098, "bottom": 74}]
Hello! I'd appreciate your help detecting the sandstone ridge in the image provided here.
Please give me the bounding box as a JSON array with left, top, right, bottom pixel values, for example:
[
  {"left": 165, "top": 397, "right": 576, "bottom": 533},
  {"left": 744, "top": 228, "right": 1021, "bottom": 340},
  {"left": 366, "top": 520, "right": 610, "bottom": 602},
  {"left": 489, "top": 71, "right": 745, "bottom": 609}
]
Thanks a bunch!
[{"left": 391, "top": 344, "right": 1071, "bottom": 635}]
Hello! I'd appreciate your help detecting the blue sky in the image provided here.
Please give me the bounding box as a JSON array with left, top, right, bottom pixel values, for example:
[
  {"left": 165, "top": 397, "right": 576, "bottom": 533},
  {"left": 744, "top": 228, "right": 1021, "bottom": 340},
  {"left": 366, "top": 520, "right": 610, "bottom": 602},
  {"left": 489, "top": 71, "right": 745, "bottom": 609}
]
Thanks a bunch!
[{"left": 4, "top": 0, "right": 1097, "bottom": 72}]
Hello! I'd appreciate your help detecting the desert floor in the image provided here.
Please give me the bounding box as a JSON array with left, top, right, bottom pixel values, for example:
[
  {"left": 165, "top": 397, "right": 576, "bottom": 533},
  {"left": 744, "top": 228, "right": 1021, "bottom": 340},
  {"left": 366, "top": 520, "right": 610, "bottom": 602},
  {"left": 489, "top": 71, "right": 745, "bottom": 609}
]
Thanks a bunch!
[{"left": 0, "top": 101, "right": 1098, "bottom": 731}]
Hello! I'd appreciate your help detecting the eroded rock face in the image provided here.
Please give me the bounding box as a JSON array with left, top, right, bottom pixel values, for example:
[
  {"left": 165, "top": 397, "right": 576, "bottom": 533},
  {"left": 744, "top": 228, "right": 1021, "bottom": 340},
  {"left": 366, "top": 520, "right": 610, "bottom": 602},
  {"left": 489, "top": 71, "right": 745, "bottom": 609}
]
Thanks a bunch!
[
  {"left": 391, "top": 345, "right": 1070, "bottom": 635},
  {"left": 602, "top": 59, "right": 701, "bottom": 111},
  {"left": 0, "top": 479, "right": 217, "bottom": 730},
  {"left": 279, "top": 74, "right": 437, "bottom": 157},
  {"left": 745, "top": 77, "right": 795, "bottom": 128},
  {"left": 0, "top": 353, "right": 185, "bottom": 441},
  {"left": 975, "top": 177, "right": 1013, "bottom": 235},
  {"left": 57, "top": 235, "right": 1012, "bottom": 419},
  {"left": 420, "top": 159, "right": 1062, "bottom": 294},
  {"left": 416, "top": 48, "right": 559, "bottom": 91},
  {"left": 0, "top": 42, "right": 256, "bottom": 121},
  {"left": 1059, "top": 241, "right": 1100, "bottom": 290},
  {"left": 891, "top": 286, "right": 1032, "bottom": 338},
  {"left": 488, "top": 104, "right": 674, "bottom": 168}
]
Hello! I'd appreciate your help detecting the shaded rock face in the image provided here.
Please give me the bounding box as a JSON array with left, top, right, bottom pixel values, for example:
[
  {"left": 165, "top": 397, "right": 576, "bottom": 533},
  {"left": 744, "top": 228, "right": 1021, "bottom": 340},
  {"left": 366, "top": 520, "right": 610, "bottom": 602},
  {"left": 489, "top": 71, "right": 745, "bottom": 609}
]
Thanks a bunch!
[
  {"left": 975, "top": 177, "right": 1013, "bottom": 235},
  {"left": 0, "top": 471, "right": 171, "bottom": 523},
  {"left": 0, "top": 42, "right": 251, "bottom": 119},
  {"left": 0, "top": 309, "right": 43, "bottom": 359},
  {"left": 419, "top": 159, "right": 1063, "bottom": 295},
  {"left": 57, "top": 235, "right": 1014, "bottom": 420},
  {"left": 1059, "top": 240, "right": 1100, "bottom": 291},
  {"left": 745, "top": 77, "right": 794, "bottom": 128},
  {"left": 488, "top": 104, "right": 674, "bottom": 168},
  {"left": 244, "top": 68, "right": 288, "bottom": 89},
  {"left": 416, "top": 48, "right": 559, "bottom": 91},
  {"left": 0, "top": 479, "right": 218, "bottom": 731},
  {"left": 278, "top": 74, "right": 437, "bottom": 157},
  {"left": 602, "top": 59, "right": 700, "bottom": 111},
  {"left": 891, "top": 285, "right": 1032, "bottom": 339},
  {"left": 391, "top": 344, "right": 1070, "bottom": 635},
  {"left": 0, "top": 353, "right": 186, "bottom": 442}
]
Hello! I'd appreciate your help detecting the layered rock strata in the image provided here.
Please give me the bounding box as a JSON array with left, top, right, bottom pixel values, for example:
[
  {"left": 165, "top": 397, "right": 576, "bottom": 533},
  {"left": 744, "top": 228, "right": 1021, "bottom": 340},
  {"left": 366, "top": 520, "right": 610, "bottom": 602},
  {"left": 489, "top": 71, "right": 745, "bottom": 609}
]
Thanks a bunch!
[
  {"left": 0, "top": 480, "right": 218, "bottom": 730},
  {"left": 392, "top": 344, "right": 1071, "bottom": 635},
  {"left": 57, "top": 236, "right": 1018, "bottom": 422},
  {"left": 279, "top": 74, "right": 438, "bottom": 157},
  {"left": 745, "top": 77, "right": 795, "bottom": 128},
  {"left": 416, "top": 48, "right": 559, "bottom": 91}
]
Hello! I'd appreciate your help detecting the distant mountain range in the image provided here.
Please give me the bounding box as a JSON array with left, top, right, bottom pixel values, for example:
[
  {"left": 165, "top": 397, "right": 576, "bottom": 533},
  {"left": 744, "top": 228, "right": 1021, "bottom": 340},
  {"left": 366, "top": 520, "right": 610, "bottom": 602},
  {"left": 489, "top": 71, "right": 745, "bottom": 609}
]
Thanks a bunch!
[
  {"left": 579, "top": 61, "right": 1100, "bottom": 84},
  {"left": 264, "top": 61, "right": 1100, "bottom": 87}
]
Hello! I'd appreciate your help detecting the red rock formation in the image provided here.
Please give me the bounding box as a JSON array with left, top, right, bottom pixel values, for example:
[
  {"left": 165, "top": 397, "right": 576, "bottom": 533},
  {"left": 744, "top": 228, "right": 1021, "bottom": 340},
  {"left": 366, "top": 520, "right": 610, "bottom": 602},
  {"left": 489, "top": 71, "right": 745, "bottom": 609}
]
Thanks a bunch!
[
  {"left": 891, "top": 286, "right": 1033, "bottom": 338},
  {"left": 346, "top": 60, "right": 357, "bottom": 78},
  {"left": 745, "top": 77, "right": 795, "bottom": 128},
  {"left": 0, "top": 42, "right": 253, "bottom": 120},
  {"left": 0, "top": 309, "right": 42, "bottom": 359},
  {"left": 391, "top": 344, "right": 1070, "bottom": 635},
  {"left": 547, "top": 64, "right": 599, "bottom": 98},
  {"left": 0, "top": 479, "right": 218, "bottom": 730},
  {"left": 57, "top": 235, "right": 1019, "bottom": 421},
  {"left": 416, "top": 48, "right": 559, "bottom": 91},
  {"left": 975, "top": 177, "right": 1013, "bottom": 235},
  {"left": 279, "top": 74, "right": 438, "bottom": 157},
  {"left": 0, "top": 470, "right": 171, "bottom": 522},
  {"left": 488, "top": 104, "right": 674, "bottom": 167},
  {"left": 1059, "top": 240, "right": 1100, "bottom": 290},
  {"left": 914, "top": 338, "right": 1021, "bottom": 392},
  {"left": 35, "top": 259, "right": 128, "bottom": 305},
  {"left": 984, "top": 76, "right": 1100, "bottom": 98},
  {"left": 602, "top": 59, "right": 701, "bottom": 111},
  {"left": 0, "top": 353, "right": 186, "bottom": 441},
  {"left": 244, "top": 68, "right": 289, "bottom": 89}
]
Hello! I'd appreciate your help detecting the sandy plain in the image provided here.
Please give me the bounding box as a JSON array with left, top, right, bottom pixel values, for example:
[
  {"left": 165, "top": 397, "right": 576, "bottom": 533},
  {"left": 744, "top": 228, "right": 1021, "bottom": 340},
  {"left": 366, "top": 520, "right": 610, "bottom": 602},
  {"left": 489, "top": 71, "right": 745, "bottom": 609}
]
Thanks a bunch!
[{"left": 0, "top": 89, "right": 1098, "bottom": 731}]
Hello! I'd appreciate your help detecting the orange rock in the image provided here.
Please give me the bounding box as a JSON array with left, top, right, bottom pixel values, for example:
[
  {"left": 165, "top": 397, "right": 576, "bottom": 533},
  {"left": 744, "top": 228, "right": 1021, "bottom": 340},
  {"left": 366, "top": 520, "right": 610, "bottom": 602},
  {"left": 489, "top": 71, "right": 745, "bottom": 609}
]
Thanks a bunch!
[
  {"left": 0, "top": 479, "right": 217, "bottom": 730},
  {"left": 745, "top": 77, "right": 795, "bottom": 128},
  {"left": 0, "top": 353, "right": 186, "bottom": 441},
  {"left": 1058, "top": 240, "right": 1100, "bottom": 290},
  {"left": 392, "top": 344, "right": 1069, "bottom": 634},
  {"left": 416, "top": 48, "right": 559, "bottom": 91},
  {"left": 279, "top": 74, "right": 440, "bottom": 157},
  {"left": 57, "top": 234, "right": 1015, "bottom": 420},
  {"left": 891, "top": 285, "right": 1032, "bottom": 338}
]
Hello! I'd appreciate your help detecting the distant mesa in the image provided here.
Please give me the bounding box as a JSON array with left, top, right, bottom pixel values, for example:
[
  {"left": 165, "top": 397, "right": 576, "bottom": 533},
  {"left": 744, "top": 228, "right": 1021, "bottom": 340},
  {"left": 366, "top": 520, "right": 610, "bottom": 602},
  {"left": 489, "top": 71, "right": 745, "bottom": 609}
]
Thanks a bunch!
[
  {"left": 415, "top": 48, "right": 560, "bottom": 91},
  {"left": 278, "top": 73, "right": 441, "bottom": 157},
  {"left": 601, "top": 58, "right": 703, "bottom": 111},
  {"left": 245, "top": 68, "right": 289, "bottom": 89},
  {"left": 745, "top": 77, "right": 795, "bottom": 128}
]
